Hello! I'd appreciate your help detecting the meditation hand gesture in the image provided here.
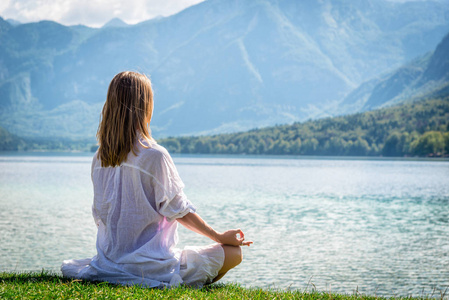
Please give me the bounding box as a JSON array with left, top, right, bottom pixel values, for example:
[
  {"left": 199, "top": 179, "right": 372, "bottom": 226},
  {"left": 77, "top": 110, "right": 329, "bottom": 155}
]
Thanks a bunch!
[{"left": 217, "top": 229, "right": 253, "bottom": 247}]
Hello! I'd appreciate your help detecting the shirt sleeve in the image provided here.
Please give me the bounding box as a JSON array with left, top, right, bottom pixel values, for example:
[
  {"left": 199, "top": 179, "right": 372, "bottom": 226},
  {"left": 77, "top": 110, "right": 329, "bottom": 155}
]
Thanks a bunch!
[
  {"left": 91, "top": 154, "right": 101, "bottom": 227},
  {"left": 92, "top": 204, "right": 100, "bottom": 227},
  {"left": 152, "top": 150, "right": 196, "bottom": 222}
]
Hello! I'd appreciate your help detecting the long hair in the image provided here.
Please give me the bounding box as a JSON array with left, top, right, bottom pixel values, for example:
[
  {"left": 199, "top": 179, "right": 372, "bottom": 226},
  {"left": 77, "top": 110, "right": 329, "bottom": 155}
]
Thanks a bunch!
[{"left": 96, "top": 71, "right": 154, "bottom": 167}]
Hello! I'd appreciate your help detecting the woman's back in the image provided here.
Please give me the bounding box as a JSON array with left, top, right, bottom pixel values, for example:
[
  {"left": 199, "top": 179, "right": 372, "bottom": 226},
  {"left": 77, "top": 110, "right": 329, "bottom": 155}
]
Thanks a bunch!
[
  {"left": 92, "top": 141, "right": 194, "bottom": 258},
  {"left": 70, "top": 141, "right": 195, "bottom": 285}
]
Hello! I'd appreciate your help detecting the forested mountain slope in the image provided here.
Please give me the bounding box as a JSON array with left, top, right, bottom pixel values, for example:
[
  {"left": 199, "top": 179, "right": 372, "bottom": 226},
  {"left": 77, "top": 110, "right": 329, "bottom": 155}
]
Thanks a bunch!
[
  {"left": 0, "top": 125, "right": 95, "bottom": 151},
  {"left": 159, "top": 96, "right": 449, "bottom": 157},
  {"left": 0, "top": 126, "right": 24, "bottom": 150}
]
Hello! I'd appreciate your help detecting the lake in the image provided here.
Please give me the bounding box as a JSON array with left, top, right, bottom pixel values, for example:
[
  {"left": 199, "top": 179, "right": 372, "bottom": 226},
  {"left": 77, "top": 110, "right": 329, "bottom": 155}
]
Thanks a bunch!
[{"left": 0, "top": 153, "right": 448, "bottom": 297}]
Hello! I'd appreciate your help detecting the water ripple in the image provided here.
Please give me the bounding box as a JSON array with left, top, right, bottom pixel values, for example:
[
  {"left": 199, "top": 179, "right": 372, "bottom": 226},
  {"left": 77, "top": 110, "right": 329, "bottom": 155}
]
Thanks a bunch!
[{"left": 1, "top": 155, "right": 448, "bottom": 297}]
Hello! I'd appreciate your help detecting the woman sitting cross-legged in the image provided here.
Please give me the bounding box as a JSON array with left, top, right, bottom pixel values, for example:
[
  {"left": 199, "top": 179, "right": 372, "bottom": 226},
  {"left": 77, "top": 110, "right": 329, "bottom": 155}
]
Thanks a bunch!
[{"left": 61, "top": 71, "right": 252, "bottom": 288}]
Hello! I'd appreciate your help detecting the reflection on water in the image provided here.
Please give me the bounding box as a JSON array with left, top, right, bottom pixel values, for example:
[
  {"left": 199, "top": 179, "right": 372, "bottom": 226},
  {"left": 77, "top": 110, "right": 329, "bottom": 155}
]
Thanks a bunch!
[{"left": 0, "top": 153, "right": 448, "bottom": 296}]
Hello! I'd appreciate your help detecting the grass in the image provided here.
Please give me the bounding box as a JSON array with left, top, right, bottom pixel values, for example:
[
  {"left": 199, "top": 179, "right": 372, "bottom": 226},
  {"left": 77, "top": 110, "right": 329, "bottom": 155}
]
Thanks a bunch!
[{"left": 0, "top": 270, "right": 447, "bottom": 299}]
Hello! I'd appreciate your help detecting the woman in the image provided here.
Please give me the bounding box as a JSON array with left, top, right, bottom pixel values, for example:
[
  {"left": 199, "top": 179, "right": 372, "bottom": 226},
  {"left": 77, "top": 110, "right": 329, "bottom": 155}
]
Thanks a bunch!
[{"left": 61, "top": 71, "right": 252, "bottom": 288}]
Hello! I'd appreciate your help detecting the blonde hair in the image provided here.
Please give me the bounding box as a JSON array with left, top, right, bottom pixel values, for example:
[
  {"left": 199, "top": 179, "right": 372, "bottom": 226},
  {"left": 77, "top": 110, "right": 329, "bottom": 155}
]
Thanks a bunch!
[{"left": 97, "top": 71, "right": 154, "bottom": 167}]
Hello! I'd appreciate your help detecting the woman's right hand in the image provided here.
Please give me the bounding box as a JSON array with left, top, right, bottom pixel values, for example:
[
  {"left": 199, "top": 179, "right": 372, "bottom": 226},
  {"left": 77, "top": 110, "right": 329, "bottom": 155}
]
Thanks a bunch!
[{"left": 216, "top": 229, "right": 253, "bottom": 246}]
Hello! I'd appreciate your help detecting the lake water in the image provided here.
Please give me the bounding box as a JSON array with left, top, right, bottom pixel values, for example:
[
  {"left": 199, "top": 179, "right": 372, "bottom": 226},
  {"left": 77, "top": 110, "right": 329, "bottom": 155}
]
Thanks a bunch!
[{"left": 0, "top": 153, "right": 448, "bottom": 297}]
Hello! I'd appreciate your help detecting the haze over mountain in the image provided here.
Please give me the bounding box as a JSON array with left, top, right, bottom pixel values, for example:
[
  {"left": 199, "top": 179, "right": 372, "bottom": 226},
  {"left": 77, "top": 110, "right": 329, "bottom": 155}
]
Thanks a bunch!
[{"left": 0, "top": 0, "right": 449, "bottom": 139}]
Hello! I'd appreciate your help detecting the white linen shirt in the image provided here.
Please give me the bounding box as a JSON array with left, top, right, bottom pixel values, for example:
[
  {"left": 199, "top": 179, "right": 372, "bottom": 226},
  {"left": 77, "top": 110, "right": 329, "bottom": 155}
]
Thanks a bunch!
[{"left": 62, "top": 141, "right": 196, "bottom": 287}]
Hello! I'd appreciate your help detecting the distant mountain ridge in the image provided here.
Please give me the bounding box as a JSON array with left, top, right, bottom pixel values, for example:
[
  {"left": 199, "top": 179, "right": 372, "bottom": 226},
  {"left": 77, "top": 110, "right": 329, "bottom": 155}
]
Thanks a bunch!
[
  {"left": 341, "top": 32, "right": 449, "bottom": 112},
  {"left": 102, "top": 18, "right": 129, "bottom": 28},
  {"left": 5, "top": 19, "right": 21, "bottom": 26},
  {"left": 0, "top": 0, "right": 449, "bottom": 139}
]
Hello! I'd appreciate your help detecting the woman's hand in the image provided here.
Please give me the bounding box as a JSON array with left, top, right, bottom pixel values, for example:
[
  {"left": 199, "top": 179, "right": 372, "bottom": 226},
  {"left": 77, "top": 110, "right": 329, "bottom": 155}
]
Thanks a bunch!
[
  {"left": 177, "top": 213, "right": 253, "bottom": 246},
  {"left": 216, "top": 229, "right": 253, "bottom": 247}
]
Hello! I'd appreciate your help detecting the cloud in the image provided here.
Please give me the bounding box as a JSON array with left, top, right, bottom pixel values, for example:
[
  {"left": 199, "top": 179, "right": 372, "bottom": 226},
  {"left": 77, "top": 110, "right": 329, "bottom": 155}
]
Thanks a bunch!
[{"left": 0, "top": 0, "right": 205, "bottom": 27}]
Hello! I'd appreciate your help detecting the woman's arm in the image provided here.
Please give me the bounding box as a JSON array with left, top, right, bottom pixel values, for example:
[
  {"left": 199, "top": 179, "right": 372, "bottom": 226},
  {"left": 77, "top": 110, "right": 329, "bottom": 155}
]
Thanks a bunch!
[{"left": 177, "top": 212, "right": 252, "bottom": 246}]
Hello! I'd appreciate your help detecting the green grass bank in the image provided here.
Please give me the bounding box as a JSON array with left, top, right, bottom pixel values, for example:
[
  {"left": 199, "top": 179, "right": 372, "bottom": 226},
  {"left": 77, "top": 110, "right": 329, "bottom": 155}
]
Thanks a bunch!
[{"left": 1, "top": 271, "right": 447, "bottom": 299}]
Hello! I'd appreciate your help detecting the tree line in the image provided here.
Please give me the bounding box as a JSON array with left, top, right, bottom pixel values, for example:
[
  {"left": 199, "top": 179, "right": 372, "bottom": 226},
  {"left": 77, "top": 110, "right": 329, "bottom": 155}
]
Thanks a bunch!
[
  {"left": 1, "top": 97, "right": 448, "bottom": 156},
  {"left": 0, "top": 127, "right": 95, "bottom": 152},
  {"left": 159, "top": 97, "right": 449, "bottom": 157}
]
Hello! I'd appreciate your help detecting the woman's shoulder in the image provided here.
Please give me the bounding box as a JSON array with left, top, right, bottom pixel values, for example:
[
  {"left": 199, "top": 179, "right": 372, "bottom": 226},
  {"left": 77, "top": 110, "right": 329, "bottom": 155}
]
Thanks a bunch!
[
  {"left": 91, "top": 150, "right": 101, "bottom": 168},
  {"left": 135, "top": 141, "right": 173, "bottom": 166},
  {"left": 140, "top": 142, "right": 169, "bottom": 157}
]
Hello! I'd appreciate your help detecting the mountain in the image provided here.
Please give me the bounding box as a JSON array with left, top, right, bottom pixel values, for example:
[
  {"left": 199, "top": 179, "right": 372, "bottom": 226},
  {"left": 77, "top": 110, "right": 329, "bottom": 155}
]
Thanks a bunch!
[
  {"left": 0, "top": 0, "right": 449, "bottom": 139},
  {"left": 102, "top": 18, "right": 129, "bottom": 28},
  {"left": 341, "top": 32, "right": 449, "bottom": 112},
  {"left": 6, "top": 19, "right": 21, "bottom": 26}
]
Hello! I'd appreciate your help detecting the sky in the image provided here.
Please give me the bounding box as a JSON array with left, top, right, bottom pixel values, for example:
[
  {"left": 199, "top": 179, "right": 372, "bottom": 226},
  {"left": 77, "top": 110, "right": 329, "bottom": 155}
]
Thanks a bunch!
[
  {"left": 0, "top": 0, "right": 438, "bottom": 28},
  {"left": 0, "top": 0, "right": 205, "bottom": 28}
]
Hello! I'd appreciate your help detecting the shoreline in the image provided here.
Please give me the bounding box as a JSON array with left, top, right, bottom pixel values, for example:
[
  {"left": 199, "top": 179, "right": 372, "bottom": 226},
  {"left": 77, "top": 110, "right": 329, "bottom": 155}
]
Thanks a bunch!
[{"left": 1, "top": 150, "right": 449, "bottom": 162}]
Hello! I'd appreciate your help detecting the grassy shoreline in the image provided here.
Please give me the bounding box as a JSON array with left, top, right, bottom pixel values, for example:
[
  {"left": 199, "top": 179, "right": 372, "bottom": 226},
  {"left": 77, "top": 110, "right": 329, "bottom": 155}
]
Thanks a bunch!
[{"left": 1, "top": 271, "right": 447, "bottom": 299}]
